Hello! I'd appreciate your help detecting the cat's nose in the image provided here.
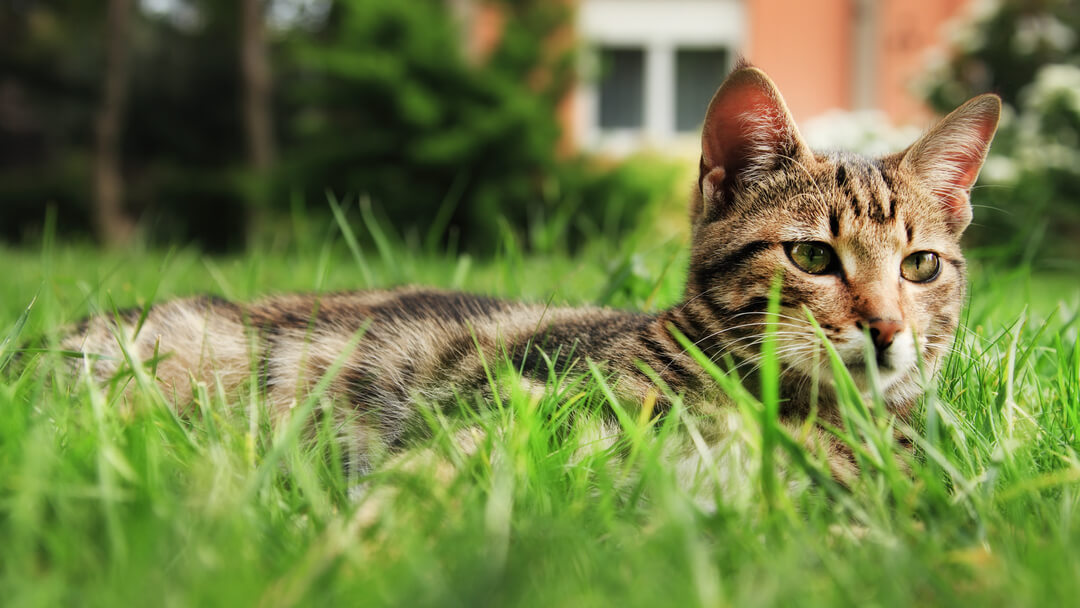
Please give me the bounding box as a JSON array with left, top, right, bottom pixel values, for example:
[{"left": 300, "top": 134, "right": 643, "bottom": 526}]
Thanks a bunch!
[{"left": 857, "top": 318, "right": 903, "bottom": 351}]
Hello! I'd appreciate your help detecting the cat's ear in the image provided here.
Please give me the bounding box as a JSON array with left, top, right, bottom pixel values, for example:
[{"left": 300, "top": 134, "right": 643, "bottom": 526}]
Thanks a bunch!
[
  {"left": 698, "top": 66, "right": 809, "bottom": 213},
  {"left": 900, "top": 94, "right": 1001, "bottom": 233}
]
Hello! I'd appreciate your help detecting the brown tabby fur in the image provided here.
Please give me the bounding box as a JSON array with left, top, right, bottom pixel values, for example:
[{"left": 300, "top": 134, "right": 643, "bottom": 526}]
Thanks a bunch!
[{"left": 63, "top": 64, "right": 1001, "bottom": 484}]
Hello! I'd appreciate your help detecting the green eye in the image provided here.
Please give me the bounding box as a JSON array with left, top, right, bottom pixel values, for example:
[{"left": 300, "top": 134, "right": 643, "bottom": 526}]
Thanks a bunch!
[
  {"left": 901, "top": 251, "right": 941, "bottom": 282},
  {"left": 786, "top": 242, "right": 836, "bottom": 275}
]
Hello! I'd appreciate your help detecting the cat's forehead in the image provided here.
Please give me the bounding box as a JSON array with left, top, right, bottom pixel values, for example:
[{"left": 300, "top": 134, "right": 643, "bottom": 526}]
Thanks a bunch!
[
  {"left": 744, "top": 150, "right": 957, "bottom": 248},
  {"left": 813, "top": 151, "right": 896, "bottom": 196},
  {"left": 817, "top": 152, "right": 902, "bottom": 228}
]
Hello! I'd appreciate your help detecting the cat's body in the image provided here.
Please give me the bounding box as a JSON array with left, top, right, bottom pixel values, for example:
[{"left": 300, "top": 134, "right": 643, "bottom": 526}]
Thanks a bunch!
[
  {"left": 71, "top": 290, "right": 701, "bottom": 461},
  {"left": 63, "top": 64, "right": 1001, "bottom": 482}
]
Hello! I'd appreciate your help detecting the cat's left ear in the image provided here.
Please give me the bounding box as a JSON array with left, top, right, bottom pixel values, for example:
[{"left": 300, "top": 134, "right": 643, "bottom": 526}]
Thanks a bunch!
[
  {"left": 900, "top": 94, "right": 1001, "bottom": 233},
  {"left": 698, "top": 66, "right": 811, "bottom": 217}
]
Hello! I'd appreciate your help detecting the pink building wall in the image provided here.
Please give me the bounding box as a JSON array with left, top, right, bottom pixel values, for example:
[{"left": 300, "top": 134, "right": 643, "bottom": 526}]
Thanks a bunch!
[
  {"left": 469, "top": 0, "right": 978, "bottom": 150},
  {"left": 877, "top": 0, "right": 971, "bottom": 123},
  {"left": 746, "top": 0, "right": 853, "bottom": 124},
  {"left": 747, "top": 0, "right": 972, "bottom": 125}
]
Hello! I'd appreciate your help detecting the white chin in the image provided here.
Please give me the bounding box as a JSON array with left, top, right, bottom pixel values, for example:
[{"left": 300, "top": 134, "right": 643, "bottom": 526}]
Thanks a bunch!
[
  {"left": 777, "top": 333, "right": 920, "bottom": 395},
  {"left": 846, "top": 364, "right": 910, "bottom": 393}
]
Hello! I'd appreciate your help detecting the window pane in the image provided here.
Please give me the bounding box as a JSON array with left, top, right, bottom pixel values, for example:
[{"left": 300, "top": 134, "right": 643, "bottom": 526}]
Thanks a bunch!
[
  {"left": 676, "top": 48, "right": 728, "bottom": 132},
  {"left": 597, "top": 47, "right": 644, "bottom": 130}
]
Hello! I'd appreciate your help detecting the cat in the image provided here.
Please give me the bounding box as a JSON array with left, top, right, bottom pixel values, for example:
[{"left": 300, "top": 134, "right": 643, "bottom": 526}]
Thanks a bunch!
[{"left": 62, "top": 64, "right": 1000, "bottom": 484}]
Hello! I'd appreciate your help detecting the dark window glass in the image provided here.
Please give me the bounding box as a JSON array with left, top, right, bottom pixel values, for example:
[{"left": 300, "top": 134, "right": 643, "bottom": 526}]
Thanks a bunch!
[
  {"left": 676, "top": 48, "right": 729, "bottom": 132},
  {"left": 597, "top": 47, "right": 644, "bottom": 129}
]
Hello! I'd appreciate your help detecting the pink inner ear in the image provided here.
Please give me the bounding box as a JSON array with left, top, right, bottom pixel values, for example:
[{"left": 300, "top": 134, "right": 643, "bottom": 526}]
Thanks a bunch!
[
  {"left": 947, "top": 115, "right": 998, "bottom": 190},
  {"left": 939, "top": 116, "right": 998, "bottom": 217},
  {"left": 702, "top": 84, "right": 787, "bottom": 173},
  {"left": 941, "top": 150, "right": 981, "bottom": 215}
]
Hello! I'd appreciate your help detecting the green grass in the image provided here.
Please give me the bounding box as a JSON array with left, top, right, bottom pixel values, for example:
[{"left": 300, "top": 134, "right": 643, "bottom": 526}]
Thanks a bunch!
[{"left": 1, "top": 211, "right": 1078, "bottom": 607}]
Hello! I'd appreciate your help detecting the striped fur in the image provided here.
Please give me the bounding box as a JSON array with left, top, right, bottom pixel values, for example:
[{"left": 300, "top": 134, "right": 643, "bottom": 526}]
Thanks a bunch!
[{"left": 62, "top": 66, "right": 1001, "bottom": 482}]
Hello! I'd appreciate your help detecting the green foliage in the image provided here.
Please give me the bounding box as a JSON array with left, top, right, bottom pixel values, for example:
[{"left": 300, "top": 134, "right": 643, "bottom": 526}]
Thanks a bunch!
[
  {"left": 278, "top": 0, "right": 594, "bottom": 252},
  {"left": 0, "top": 0, "right": 674, "bottom": 252},
  {"left": 0, "top": 1, "right": 254, "bottom": 247},
  {"left": 0, "top": 1, "right": 102, "bottom": 240},
  {"left": 921, "top": 0, "right": 1080, "bottom": 265},
  {"left": 923, "top": 0, "right": 1080, "bottom": 113},
  {"left": 1, "top": 220, "right": 1078, "bottom": 606}
]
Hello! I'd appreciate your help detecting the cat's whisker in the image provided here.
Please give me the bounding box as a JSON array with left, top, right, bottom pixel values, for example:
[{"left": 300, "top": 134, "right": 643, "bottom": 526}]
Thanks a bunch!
[
  {"left": 676, "top": 283, "right": 730, "bottom": 312},
  {"left": 930, "top": 344, "right": 979, "bottom": 364},
  {"left": 707, "top": 332, "right": 819, "bottom": 355},
  {"left": 683, "top": 322, "right": 809, "bottom": 354},
  {"left": 699, "top": 326, "right": 822, "bottom": 359},
  {"left": 726, "top": 344, "right": 816, "bottom": 376},
  {"left": 726, "top": 310, "right": 819, "bottom": 326},
  {"left": 777, "top": 152, "right": 830, "bottom": 205},
  {"left": 654, "top": 320, "right": 814, "bottom": 377},
  {"left": 698, "top": 336, "right": 819, "bottom": 368}
]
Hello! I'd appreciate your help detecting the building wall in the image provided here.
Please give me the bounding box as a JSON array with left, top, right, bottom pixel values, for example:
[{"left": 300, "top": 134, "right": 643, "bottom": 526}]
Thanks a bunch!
[
  {"left": 876, "top": 0, "right": 971, "bottom": 124},
  {"left": 746, "top": 0, "right": 972, "bottom": 125},
  {"left": 745, "top": 0, "right": 854, "bottom": 124},
  {"left": 566, "top": 0, "right": 976, "bottom": 152}
]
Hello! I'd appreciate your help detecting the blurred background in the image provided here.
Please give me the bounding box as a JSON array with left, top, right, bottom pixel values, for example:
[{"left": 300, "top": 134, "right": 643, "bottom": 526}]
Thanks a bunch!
[{"left": 0, "top": 0, "right": 1078, "bottom": 266}]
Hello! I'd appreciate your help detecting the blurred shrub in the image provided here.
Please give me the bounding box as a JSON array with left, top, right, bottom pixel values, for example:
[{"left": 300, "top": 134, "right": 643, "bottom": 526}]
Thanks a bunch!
[
  {"left": 530, "top": 155, "right": 684, "bottom": 254},
  {"left": 921, "top": 0, "right": 1080, "bottom": 265},
  {"left": 275, "top": 0, "right": 678, "bottom": 254},
  {"left": 277, "top": 0, "right": 572, "bottom": 252},
  {"left": 969, "top": 64, "right": 1080, "bottom": 265},
  {"left": 802, "top": 110, "right": 922, "bottom": 157}
]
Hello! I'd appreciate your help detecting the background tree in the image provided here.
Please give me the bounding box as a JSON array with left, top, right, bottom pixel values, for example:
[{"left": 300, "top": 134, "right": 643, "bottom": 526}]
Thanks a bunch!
[
  {"left": 0, "top": 1, "right": 104, "bottom": 242},
  {"left": 93, "top": 0, "right": 135, "bottom": 246},
  {"left": 240, "top": 0, "right": 275, "bottom": 223}
]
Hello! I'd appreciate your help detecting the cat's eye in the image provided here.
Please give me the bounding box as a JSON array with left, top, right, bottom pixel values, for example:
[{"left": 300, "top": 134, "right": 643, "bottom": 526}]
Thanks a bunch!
[
  {"left": 785, "top": 242, "right": 837, "bottom": 275},
  {"left": 900, "top": 251, "right": 941, "bottom": 282}
]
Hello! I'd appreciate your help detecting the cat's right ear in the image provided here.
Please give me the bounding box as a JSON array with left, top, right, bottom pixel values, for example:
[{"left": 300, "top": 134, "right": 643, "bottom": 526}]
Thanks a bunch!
[
  {"left": 899, "top": 94, "right": 1001, "bottom": 234},
  {"left": 698, "top": 67, "right": 809, "bottom": 216}
]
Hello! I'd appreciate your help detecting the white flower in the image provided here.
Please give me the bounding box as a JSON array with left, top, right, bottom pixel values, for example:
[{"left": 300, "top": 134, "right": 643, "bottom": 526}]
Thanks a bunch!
[
  {"left": 802, "top": 111, "right": 922, "bottom": 157},
  {"left": 1013, "top": 14, "right": 1077, "bottom": 55},
  {"left": 981, "top": 155, "right": 1019, "bottom": 184},
  {"left": 1022, "top": 64, "right": 1080, "bottom": 117}
]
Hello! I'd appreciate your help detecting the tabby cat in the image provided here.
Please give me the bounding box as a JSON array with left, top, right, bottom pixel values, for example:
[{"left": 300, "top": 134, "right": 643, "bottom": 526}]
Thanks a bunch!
[{"left": 64, "top": 65, "right": 1000, "bottom": 482}]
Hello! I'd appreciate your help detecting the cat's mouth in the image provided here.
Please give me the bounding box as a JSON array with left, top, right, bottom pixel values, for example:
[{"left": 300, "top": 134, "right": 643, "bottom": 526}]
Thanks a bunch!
[
  {"left": 843, "top": 352, "right": 897, "bottom": 373},
  {"left": 836, "top": 340, "right": 920, "bottom": 392},
  {"left": 774, "top": 333, "right": 919, "bottom": 393},
  {"left": 844, "top": 357, "right": 906, "bottom": 382}
]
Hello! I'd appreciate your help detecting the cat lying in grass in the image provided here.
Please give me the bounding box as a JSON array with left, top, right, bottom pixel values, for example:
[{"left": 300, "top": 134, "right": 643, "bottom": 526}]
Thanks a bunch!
[{"left": 63, "top": 63, "right": 1000, "bottom": 485}]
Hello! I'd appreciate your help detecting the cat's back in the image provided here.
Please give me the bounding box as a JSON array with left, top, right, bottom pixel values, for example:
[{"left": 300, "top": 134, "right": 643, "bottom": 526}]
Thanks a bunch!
[
  {"left": 249, "top": 287, "right": 541, "bottom": 336},
  {"left": 250, "top": 287, "right": 657, "bottom": 389},
  {"left": 247, "top": 286, "right": 646, "bottom": 346},
  {"left": 65, "top": 286, "right": 660, "bottom": 413}
]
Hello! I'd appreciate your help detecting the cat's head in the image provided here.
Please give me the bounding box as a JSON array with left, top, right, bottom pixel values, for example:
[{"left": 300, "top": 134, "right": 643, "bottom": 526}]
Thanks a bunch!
[{"left": 684, "top": 65, "right": 1000, "bottom": 412}]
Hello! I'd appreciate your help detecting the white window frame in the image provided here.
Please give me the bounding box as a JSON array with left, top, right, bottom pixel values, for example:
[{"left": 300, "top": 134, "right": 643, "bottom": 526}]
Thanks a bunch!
[{"left": 577, "top": 0, "right": 746, "bottom": 154}]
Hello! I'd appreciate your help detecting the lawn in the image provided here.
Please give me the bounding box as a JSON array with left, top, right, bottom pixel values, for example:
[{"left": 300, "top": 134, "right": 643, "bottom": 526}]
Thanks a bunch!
[{"left": 1, "top": 212, "right": 1078, "bottom": 607}]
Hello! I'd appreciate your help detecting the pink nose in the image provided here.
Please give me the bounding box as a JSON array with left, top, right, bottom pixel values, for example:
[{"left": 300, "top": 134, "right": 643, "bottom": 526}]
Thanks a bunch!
[{"left": 858, "top": 318, "right": 903, "bottom": 351}]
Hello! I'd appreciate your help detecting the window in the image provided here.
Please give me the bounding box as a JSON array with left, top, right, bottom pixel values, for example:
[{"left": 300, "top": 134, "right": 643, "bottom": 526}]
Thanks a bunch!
[
  {"left": 675, "top": 48, "right": 729, "bottom": 132},
  {"left": 597, "top": 47, "right": 644, "bottom": 130}
]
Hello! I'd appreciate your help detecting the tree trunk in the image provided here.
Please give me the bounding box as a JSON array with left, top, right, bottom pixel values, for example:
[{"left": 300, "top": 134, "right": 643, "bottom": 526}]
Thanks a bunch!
[
  {"left": 93, "top": 0, "right": 135, "bottom": 246},
  {"left": 240, "top": 0, "right": 274, "bottom": 218}
]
